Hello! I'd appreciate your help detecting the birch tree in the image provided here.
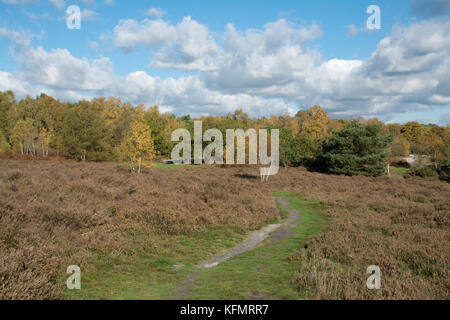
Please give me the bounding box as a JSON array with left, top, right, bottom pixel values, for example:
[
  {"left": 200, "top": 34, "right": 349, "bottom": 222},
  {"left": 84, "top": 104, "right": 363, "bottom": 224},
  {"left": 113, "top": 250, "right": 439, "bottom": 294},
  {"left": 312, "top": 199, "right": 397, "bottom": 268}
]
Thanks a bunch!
[{"left": 117, "top": 118, "right": 156, "bottom": 173}]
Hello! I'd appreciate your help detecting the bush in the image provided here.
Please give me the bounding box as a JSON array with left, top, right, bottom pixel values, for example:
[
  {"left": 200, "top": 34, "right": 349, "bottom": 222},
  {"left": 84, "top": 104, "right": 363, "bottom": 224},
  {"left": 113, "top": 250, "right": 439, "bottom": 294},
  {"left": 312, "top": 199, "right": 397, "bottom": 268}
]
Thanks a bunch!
[
  {"left": 316, "top": 121, "right": 392, "bottom": 176},
  {"left": 438, "top": 159, "right": 450, "bottom": 182},
  {"left": 407, "top": 166, "right": 438, "bottom": 178},
  {"left": 281, "top": 133, "right": 320, "bottom": 168}
]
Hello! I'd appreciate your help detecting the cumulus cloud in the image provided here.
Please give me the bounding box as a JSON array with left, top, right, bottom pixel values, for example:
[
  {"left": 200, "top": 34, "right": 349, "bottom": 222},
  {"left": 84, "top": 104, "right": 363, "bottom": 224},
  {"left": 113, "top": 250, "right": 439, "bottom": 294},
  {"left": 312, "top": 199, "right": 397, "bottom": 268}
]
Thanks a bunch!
[
  {"left": 203, "top": 20, "right": 322, "bottom": 91},
  {"left": 200, "top": 18, "right": 449, "bottom": 120},
  {"left": 114, "top": 19, "right": 177, "bottom": 52},
  {"left": 312, "top": 20, "right": 450, "bottom": 119},
  {"left": 17, "top": 47, "right": 114, "bottom": 90},
  {"left": 113, "top": 17, "right": 321, "bottom": 74},
  {"left": 1, "top": 27, "right": 114, "bottom": 91},
  {"left": 0, "top": 71, "right": 40, "bottom": 97},
  {"left": 114, "top": 16, "right": 218, "bottom": 71},
  {"left": 150, "top": 16, "right": 219, "bottom": 71},
  {"left": 112, "top": 71, "right": 294, "bottom": 117},
  {"left": 0, "top": 17, "right": 449, "bottom": 122}
]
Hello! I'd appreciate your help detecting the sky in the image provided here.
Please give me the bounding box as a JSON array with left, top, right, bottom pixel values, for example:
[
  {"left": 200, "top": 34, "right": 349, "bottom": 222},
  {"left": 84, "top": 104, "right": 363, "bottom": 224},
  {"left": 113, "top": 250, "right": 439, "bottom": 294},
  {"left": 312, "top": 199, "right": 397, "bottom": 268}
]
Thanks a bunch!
[{"left": 0, "top": 0, "right": 449, "bottom": 125}]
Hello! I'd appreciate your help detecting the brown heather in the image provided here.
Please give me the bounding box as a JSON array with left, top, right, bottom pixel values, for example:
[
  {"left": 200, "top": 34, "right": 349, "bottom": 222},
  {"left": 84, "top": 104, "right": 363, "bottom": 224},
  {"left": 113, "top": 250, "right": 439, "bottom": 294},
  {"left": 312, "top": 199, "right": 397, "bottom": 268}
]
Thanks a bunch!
[
  {"left": 267, "top": 168, "right": 450, "bottom": 300},
  {"left": 0, "top": 159, "right": 449, "bottom": 299},
  {"left": 0, "top": 159, "right": 277, "bottom": 299}
]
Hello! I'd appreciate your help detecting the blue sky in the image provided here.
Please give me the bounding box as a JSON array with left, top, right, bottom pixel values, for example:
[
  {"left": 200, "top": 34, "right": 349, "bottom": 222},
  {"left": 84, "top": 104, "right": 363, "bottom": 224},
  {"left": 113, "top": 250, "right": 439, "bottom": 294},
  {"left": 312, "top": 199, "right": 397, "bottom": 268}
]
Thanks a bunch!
[{"left": 0, "top": 0, "right": 449, "bottom": 124}]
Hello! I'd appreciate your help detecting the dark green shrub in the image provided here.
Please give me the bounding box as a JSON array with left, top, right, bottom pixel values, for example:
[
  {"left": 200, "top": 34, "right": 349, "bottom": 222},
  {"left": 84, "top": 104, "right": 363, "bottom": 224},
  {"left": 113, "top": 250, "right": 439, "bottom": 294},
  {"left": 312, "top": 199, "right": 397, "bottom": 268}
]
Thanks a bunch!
[
  {"left": 438, "top": 159, "right": 450, "bottom": 182},
  {"left": 407, "top": 166, "right": 438, "bottom": 178},
  {"left": 316, "top": 121, "right": 392, "bottom": 176}
]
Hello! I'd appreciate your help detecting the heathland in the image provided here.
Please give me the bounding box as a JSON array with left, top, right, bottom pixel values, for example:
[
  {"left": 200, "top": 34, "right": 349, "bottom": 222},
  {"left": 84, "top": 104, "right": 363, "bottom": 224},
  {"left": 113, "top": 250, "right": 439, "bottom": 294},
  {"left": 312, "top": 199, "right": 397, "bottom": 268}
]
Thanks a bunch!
[
  {"left": 0, "top": 159, "right": 448, "bottom": 299},
  {"left": 0, "top": 91, "right": 448, "bottom": 300}
]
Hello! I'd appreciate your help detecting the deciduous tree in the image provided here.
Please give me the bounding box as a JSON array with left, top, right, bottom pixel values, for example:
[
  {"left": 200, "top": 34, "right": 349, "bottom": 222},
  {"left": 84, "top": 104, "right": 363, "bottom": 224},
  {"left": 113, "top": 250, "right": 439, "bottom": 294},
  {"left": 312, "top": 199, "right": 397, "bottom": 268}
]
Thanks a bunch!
[{"left": 117, "top": 117, "right": 156, "bottom": 173}]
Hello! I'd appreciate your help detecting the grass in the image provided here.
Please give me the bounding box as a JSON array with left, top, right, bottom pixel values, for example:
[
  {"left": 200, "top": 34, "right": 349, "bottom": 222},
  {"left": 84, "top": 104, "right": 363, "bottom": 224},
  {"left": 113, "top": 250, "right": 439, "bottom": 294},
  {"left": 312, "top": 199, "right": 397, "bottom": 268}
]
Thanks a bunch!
[
  {"left": 65, "top": 226, "right": 247, "bottom": 300},
  {"left": 177, "top": 193, "right": 326, "bottom": 300},
  {"left": 390, "top": 166, "right": 408, "bottom": 177},
  {"left": 153, "top": 162, "right": 193, "bottom": 169},
  {"left": 65, "top": 193, "right": 325, "bottom": 300},
  {"left": 1, "top": 159, "right": 448, "bottom": 299}
]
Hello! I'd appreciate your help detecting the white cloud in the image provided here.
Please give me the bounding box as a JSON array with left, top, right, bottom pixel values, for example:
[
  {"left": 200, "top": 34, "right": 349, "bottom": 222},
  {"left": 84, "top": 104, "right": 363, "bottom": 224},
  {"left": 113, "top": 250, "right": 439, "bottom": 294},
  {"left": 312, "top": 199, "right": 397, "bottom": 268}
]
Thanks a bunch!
[
  {"left": 114, "top": 19, "right": 177, "bottom": 52},
  {"left": 146, "top": 7, "right": 165, "bottom": 18},
  {"left": 112, "top": 71, "right": 293, "bottom": 117},
  {"left": 113, "top": 17, "right": 320, "bottom": 73},
  {"left": 16, "top": 46, "right": 115, "bottom": 90},
  {"left": 150, "top": 16, "right": 219, "bottom": 71},
  {"left": 203, "top": 19, "right": 450, "bottom": 120},
  {"left": 203, "top": 20, "right": 322, "bottom": 90},
  {"left": 1, "top": 18, "right": 449, "bottom": 123},
  {"left": 0, "top": 28, "right": 115, "bottom": 91},
  {"left": 114, "top": 16, "right": 218, "bottom": 71},
  {"left": 0, "top": 71, "right": 40, "bottom": 97}
]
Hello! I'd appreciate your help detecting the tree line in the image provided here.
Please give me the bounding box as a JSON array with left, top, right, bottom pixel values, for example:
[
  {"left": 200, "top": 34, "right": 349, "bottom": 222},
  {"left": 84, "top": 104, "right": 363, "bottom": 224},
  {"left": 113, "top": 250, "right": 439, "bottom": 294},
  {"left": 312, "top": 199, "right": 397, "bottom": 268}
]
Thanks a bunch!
[{"left": 0, "top": 91, "right": 448, "bottom": 177}]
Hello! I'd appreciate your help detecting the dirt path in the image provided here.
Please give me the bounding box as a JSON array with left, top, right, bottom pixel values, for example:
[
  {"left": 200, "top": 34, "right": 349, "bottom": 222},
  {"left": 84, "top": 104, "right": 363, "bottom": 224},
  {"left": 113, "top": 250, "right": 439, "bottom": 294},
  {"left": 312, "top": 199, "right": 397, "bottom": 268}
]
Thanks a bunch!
[
  {"left": 270, "top": 200, "right": 302, "bottom": 241},
  {"left": 198, "top": 222, "right": 282, "bottom": 269},
  {"left": 175, "top": 196, "right": 302, "bottom": 299}
]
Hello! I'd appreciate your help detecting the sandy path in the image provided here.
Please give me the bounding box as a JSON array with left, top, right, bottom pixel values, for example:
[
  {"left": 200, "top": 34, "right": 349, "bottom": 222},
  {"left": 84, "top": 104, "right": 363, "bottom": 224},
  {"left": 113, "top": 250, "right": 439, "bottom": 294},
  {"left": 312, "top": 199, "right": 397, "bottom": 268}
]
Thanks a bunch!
[{"left": 176, "top": 196, "right": 301, "bottom": 299}]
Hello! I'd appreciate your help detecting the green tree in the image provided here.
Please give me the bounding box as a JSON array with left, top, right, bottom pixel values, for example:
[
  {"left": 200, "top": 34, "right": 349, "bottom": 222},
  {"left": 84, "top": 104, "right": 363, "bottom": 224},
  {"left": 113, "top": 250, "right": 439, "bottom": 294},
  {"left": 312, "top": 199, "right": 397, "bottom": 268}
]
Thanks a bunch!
[
  {"left": 318, "top": 121, "right": 392, "bottom": 176},
  {"left": 279, "top": 128, "right": 320, "bottom": 167},
  {"left": 416, "top": 126, "right": 448, "bottom": 168},
  {"left": 0, "top": 91, "right": 15, "bottom": 138},
  {"left": 10, "top": 118, "right": 36, "bottom": 155},
  {"left": 0, "top": 131, "right": 10, "bottom": 153},
  {"left": 62, "top": 101, "right": 108, "bottom": 161},
  {"left": 144, "top": 106, "right": 178, "bottom": 155}
]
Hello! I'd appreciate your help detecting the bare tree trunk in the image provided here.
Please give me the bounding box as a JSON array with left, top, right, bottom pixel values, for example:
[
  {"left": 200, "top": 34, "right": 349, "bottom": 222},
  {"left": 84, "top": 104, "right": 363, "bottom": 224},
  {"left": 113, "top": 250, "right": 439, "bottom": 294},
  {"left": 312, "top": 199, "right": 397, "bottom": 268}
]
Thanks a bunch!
[
  {"left": 387, "top": 163, "right": 390, "bottom": 178},
  {"left": 138, "top": 155, "right": 142, "bottom": 174}
]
